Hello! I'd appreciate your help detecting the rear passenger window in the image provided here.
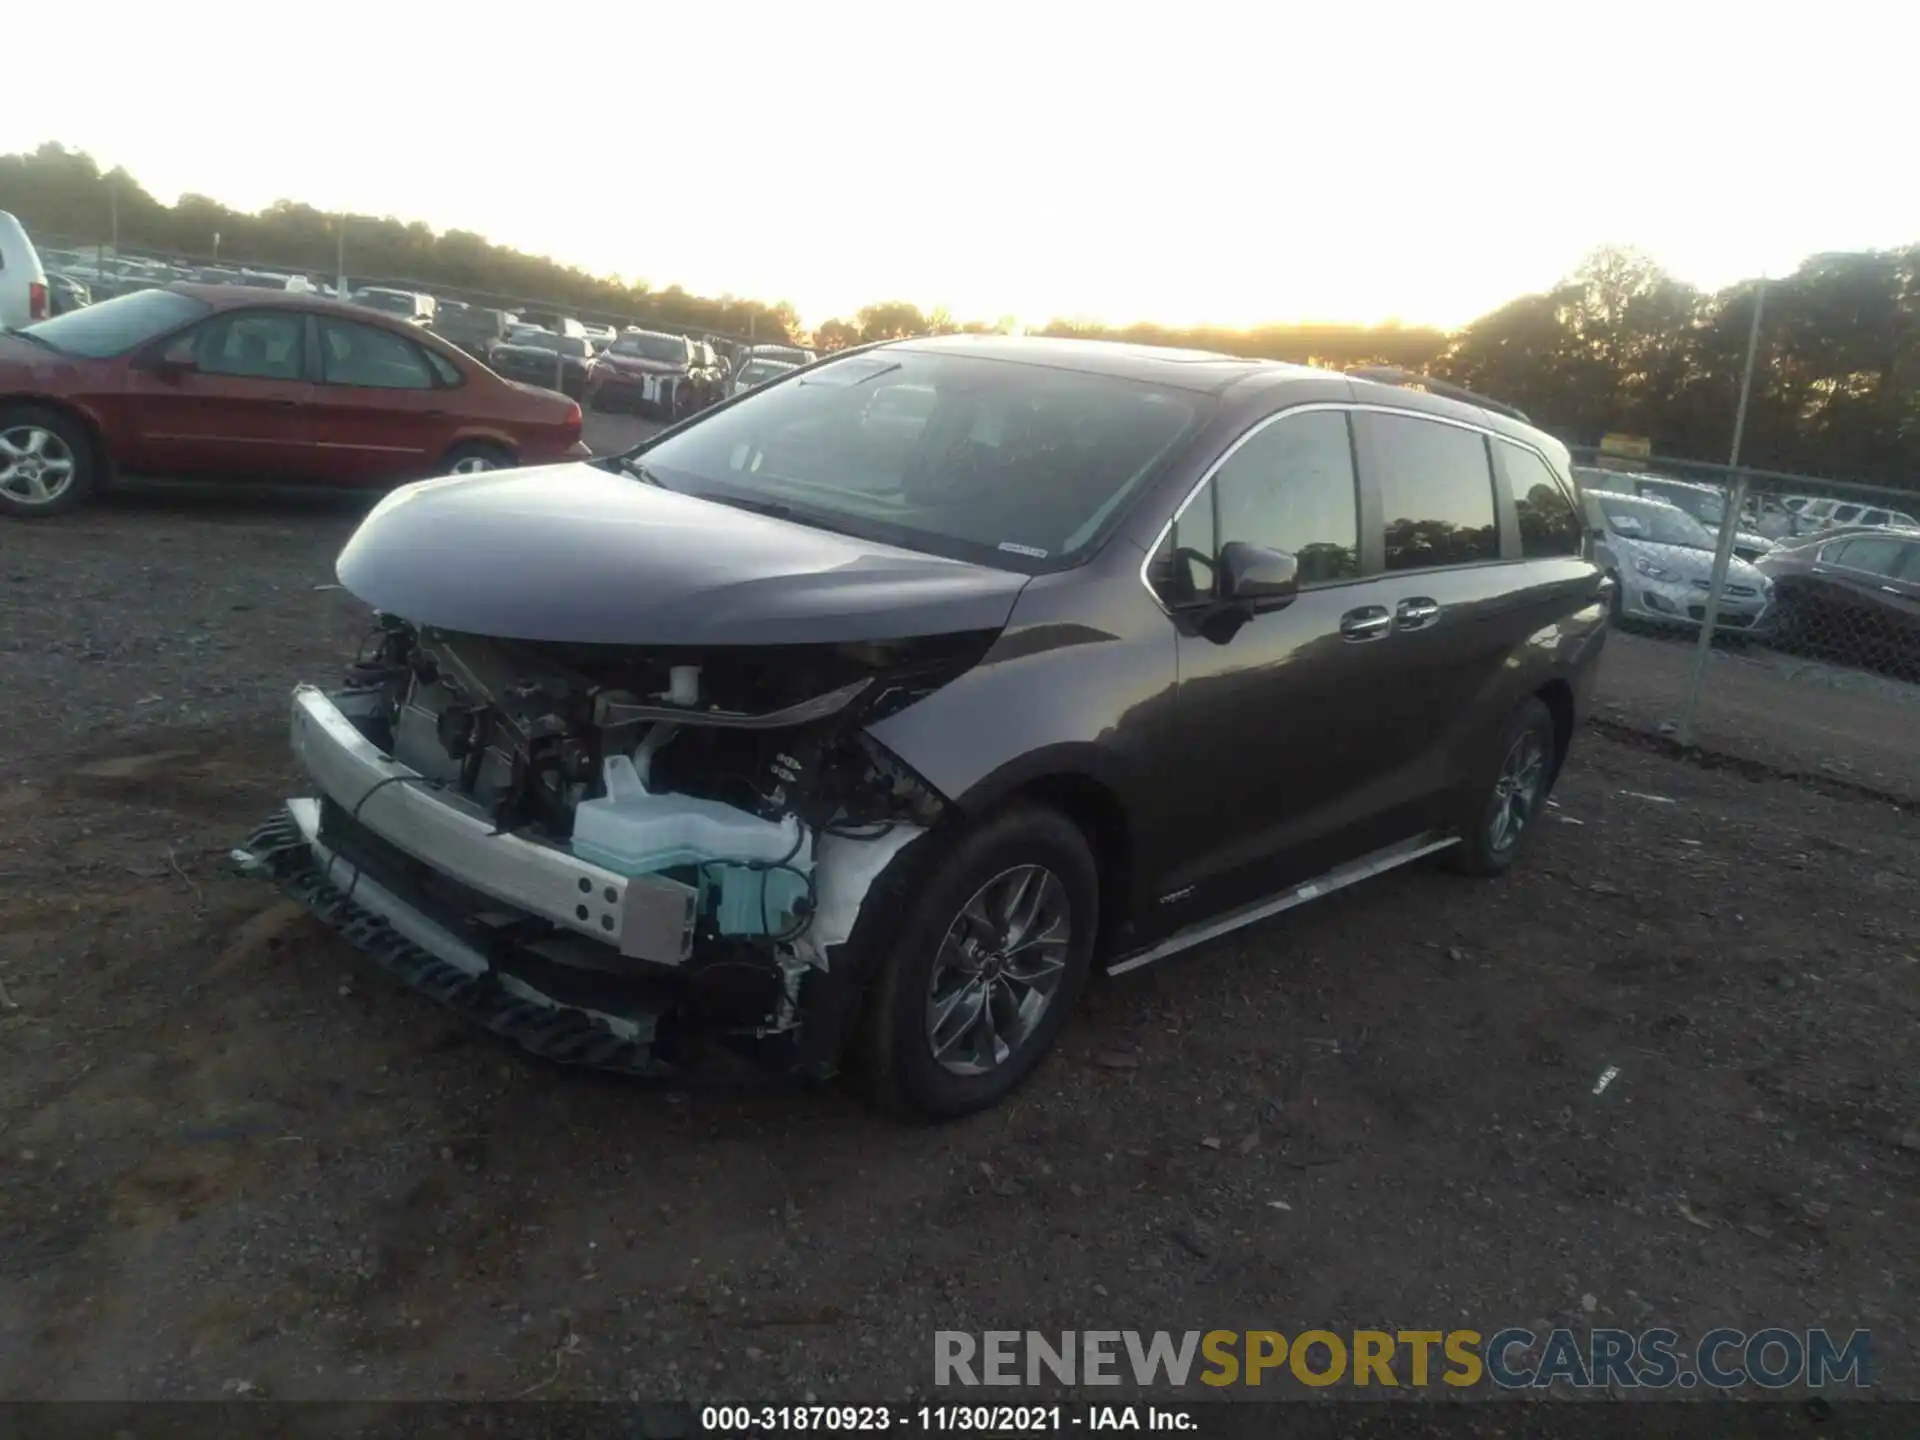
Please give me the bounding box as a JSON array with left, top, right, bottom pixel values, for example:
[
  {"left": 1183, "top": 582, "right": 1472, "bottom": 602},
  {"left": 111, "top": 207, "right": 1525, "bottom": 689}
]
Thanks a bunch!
[
  {"left": 1210, "top": 409, "right": 1359, "bottom": 585},
  {"left": 1365, "top": 413, "right": 1499, "bottom": 570},
  {"left": 1498, "top": 441, "right": 1582, "bottom": 557},
  {"left": 318, "top": 318, "right": 436, "bottom": 390}
]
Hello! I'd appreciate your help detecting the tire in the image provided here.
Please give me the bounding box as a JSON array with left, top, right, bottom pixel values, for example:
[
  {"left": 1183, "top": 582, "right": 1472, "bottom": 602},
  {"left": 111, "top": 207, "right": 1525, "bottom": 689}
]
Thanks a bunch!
[
  {"left": 440, "top": 441, "right": 515, "bottom": 476},
  {"left": 0, "top": 405, "right": 96, "bottom": 519},
  {"left": 1605, "top": 569, "right": 1624, "bottom": 625},
  {"left": 861, "top": 806, "right": 1099, "bottom": 1120},
  {"left": 1770, "top": 593, "right": 1808, "bottom": 654},
  {"left": 1444, "top": 696, "right": 1558, "bottom": 877}
]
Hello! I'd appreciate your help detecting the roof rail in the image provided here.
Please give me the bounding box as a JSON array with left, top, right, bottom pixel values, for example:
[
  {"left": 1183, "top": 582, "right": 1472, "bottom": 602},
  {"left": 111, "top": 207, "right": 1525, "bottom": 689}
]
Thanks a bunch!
[{"left": 1346, "top": 366, "right": 1532, "bottom": 425}]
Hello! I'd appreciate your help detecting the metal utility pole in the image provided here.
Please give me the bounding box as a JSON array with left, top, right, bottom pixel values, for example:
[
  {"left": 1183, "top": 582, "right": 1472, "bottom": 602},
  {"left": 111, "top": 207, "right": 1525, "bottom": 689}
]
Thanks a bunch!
[
  {"left": 336, "top": 211, "right": 348, "bottom": 299},
  {"left": 1676, "top": 275, "right": 1769, "bottom": 747},
  {"left": 213, "top": 230, "right": 221, "bottom": 264}
]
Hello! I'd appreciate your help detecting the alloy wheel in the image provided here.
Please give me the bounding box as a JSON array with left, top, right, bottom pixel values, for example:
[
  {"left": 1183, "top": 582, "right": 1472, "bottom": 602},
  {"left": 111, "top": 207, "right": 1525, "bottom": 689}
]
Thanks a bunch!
[
  {"left": 0, "top": 426, "right": 77, "bottom": 506},
  {"left": 925, "top": 864, "right": 1072, "bottom": 1077},
  {"left": 450, "top": 455, "right": 497, "bottom": 474},
  {"left": 1488, "top": 731, "right": 1547, "bottom": 854}
]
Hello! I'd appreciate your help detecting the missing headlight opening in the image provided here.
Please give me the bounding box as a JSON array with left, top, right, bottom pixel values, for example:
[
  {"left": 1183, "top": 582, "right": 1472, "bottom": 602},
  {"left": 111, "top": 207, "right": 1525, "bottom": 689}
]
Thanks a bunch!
[{"left": 239, "top": 614, "right": 983, "bottom": 1080}]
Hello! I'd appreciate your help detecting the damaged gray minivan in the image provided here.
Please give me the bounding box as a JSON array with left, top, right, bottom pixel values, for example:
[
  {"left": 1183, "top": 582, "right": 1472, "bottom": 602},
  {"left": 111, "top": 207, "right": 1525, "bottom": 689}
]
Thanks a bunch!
[{"left": 239, "top": 337, "right": 1608, "bottom": 1117}]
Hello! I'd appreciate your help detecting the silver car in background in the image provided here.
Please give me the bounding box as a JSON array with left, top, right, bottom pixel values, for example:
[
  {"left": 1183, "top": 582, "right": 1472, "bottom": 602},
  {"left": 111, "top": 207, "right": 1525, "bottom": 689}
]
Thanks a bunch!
[
  {"left": 1574, "top": 467, "right": 1775, "bottom": 563},
  {"left": 1585, "top": 491, "right": 1774, "bottom": 634}
]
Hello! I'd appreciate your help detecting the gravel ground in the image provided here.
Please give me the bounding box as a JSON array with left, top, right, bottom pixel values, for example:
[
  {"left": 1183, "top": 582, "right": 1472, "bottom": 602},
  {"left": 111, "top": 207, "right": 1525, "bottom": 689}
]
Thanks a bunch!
[{"left": 2, "top": 473, "right": 1917, "bottom": 1403}]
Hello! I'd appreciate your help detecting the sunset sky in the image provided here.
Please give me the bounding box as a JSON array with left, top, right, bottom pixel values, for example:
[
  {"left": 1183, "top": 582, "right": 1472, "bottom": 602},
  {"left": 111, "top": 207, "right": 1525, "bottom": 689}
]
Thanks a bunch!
[{"left": 3, "top": 0, "right": 1911, "bottom": 331}]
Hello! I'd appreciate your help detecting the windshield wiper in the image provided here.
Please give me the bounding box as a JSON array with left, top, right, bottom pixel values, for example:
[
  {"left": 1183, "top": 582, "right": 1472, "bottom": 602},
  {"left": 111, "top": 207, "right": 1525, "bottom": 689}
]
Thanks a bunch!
[
  {"left": 611, "top": 456, "right": 670, "bottom": 488},
  {"left": 695, "top": 491, "right": 867, "bottom": 537}
]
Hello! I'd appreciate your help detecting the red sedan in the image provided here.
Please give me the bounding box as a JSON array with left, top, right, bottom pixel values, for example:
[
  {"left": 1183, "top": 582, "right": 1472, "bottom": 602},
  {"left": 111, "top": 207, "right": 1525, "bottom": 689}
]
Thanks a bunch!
[{"left": 0, "top": 284, "right": 590, "bottom": 518}]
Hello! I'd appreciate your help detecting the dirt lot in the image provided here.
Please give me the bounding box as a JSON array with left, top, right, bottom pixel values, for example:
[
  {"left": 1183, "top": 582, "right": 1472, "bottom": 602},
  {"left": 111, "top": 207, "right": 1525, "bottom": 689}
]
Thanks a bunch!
[{"left": 2, "top": 480, "right": 1917, "bottom": 1403}]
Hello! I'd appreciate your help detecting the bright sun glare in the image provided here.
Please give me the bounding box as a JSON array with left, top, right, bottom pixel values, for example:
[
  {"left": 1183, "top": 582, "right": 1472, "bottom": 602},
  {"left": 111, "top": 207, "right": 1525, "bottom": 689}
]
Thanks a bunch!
[{"left": 2, "top": 0, "right": 1912, "bottom": 331}]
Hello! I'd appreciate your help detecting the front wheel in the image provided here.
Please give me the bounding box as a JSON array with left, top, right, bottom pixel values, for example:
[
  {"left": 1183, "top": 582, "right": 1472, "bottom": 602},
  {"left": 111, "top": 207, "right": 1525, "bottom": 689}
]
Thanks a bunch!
[
  {"left": 1444, "top": 696, "right": 1557, "bottom": 877},
  {"left": 861, "top": 806, "right": 1099, "bottom": 1120},
  {"left": 0, "top": 406, "right": 96, "bottom": 519}
]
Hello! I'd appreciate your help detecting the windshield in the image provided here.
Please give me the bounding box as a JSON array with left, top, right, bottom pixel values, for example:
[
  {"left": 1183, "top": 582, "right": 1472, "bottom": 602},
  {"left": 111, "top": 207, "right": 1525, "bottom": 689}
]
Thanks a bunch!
[
  {"left": 750, "top": 347, "right": 810, "bottom": 366},
  {"left": 357, "top": 291, "right": 416, "bottom": 314},
  {"left": 1602, "top": 497, "right": 1714, "bottom": 549},
  {"left": 511, "top": 332, "right": 587, "bottom": 357},
  {"left": 1642, "top": 482, "right": 1726, "bottom": 526},
  {"left": 612, "top": 333, "right": 689, "bottom": 362},
  {"left": 17, "top": 288, "right": 210, "bottom": 358},
  {"left": 737, "top": 360, "right": 794, "bottom": 385},
  {"left": 632, "top": 349, "right": 1202, "bottom": 571}
]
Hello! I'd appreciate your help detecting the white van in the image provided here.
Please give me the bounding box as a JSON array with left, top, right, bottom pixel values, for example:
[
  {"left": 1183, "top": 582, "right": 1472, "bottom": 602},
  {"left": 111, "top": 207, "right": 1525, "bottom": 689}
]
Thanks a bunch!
[{"left": 0, "top": 211, "right": 51, "bottom": 329}]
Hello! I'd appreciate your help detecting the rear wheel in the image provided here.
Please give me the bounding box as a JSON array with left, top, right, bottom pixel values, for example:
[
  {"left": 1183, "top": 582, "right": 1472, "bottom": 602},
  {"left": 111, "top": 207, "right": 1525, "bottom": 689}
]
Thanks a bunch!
[
  {"left": 440, "top": 441, "right": 514, "bottom": 476},
  {"left": 1444, "top": 697, "right": 1557, "bottom": 877},
  {"left": 862, "top": 806, "right": 1098, "bottom": 1120},
  {"left": 0, "top": 406, "right": 95, "bottom": 519}
]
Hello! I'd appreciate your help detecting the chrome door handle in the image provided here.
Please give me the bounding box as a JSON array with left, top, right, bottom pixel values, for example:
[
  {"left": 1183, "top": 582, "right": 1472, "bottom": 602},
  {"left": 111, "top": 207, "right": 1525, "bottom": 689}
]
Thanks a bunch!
[
  {"left": 1882, "top": 585, "right": 1902, "bottom": 595},
  {"left": 1340, "top": 606, "right": 1392, "bottom": 641},
  {"left": 1395, "top": 597, "right": 1441, "bottom": 630}
]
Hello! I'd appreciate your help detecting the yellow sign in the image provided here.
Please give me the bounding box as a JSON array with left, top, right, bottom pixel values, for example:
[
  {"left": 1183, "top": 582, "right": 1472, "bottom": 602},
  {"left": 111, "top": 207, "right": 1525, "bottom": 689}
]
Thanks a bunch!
[{"left": 1600, "top": 432, "right": 1652, "bottom": 459}]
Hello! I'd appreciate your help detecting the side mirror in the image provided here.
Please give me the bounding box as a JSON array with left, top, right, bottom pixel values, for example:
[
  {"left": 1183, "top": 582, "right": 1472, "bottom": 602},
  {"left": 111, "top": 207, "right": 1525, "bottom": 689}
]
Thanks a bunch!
[
  {"left": 1217, "top": 541, "right": 1299, "bottom": 609},
  {"left": 1610, "top": 516, "right": 1645, "bottom": 537}
]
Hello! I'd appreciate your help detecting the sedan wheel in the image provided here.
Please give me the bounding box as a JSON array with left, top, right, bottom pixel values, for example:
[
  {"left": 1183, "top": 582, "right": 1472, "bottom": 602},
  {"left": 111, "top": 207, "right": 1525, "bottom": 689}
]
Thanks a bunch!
[
  {"left": 0, "top": 425, "right": 78, "bottom": 507},
  {"left": 925, "top": 864, "right": 1072, "bottom": 1076},
  {"left": 439, "top": 442, "right": 514, "bottom": 476},
  {"left": 0, "top": 407, "right": 95, "bottom": 519}
]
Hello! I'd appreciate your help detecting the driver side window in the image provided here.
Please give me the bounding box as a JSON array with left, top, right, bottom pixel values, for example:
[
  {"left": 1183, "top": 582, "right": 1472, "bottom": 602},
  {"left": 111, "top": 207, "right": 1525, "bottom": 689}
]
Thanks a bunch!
[{"left": 1153, "top": 408, "right": 1360, "bottom": 606}]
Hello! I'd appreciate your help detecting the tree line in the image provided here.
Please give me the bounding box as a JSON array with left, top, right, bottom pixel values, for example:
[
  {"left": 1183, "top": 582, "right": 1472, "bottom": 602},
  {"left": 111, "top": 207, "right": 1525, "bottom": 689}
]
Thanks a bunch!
[{"left": 5, "top": 143, "right": 1916, "bottom": 488}]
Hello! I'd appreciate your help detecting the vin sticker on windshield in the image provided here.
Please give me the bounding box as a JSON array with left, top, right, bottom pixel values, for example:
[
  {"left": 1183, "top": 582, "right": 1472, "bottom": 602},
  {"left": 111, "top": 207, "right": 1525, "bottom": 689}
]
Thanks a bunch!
[{"left": 998, "top": 542, "right": 1050, "bottom": 559}]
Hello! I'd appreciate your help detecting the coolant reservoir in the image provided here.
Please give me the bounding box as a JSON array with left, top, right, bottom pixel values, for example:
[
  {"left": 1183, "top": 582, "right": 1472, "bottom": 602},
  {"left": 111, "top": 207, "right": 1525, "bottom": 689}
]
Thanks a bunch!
[{"left": 571, "top": 754, "right": 805, "bottom": 877}]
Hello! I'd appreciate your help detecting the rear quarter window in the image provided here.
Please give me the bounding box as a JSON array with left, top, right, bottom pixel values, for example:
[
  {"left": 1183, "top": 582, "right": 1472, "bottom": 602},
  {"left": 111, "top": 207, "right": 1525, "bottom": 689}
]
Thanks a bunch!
[{"left": 1496, "top": 441, "right": 1582, "bottom": 558}]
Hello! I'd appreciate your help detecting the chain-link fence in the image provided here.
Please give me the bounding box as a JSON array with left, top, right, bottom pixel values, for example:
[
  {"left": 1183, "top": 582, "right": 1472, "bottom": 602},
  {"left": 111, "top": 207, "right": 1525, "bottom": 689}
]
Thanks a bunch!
[{"left": 1572, "top": 448, "right": 1920, "bottom": 799}]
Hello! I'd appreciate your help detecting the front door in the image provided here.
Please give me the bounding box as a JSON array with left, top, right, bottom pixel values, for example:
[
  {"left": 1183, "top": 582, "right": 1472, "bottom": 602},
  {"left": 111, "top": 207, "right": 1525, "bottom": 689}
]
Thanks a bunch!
[
  {"left": 1153, "top": 406, "right": 1412, "bottom": 919},
  {"left": 119, "top": 307, "right": 315, "bottom": 480}
]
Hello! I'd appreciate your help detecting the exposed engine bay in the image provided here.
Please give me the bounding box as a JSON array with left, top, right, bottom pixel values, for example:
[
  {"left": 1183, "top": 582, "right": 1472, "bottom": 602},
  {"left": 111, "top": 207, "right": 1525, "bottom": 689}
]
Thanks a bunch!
[{"left": 238, "top": 615, "right": 993, "bottom": 1078}]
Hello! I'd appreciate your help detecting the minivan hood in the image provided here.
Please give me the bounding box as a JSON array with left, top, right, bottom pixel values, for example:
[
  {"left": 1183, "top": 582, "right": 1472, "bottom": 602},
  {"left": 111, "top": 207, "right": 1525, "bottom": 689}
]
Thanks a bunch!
[{"left": 334, "top": 463, "right": 1030, "bottom": 646}]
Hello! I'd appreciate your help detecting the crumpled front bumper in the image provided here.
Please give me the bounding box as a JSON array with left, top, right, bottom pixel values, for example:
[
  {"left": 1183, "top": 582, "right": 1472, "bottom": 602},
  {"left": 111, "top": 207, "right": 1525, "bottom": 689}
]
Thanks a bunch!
[
  {"left": 231, "top": 685, "right": 717, "bottom": 1077},
  {"left": 237, "top": 803, "right": 671, "bottom": 1076},
  {"left": 234, "top": 685, "right": 924, "bottom": 1082}
]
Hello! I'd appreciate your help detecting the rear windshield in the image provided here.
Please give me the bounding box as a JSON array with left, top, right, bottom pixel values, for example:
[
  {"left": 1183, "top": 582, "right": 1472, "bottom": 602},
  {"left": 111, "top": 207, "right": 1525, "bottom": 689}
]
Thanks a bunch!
[
  {"left": 18, "top": 287, "right": 210, "bottom": 358},
  {"left": 631, "top": 349, "right": 1202, "bottom": 572},
  {"left": 356, "top": 291, "right": 417, "bottom": 314}
]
